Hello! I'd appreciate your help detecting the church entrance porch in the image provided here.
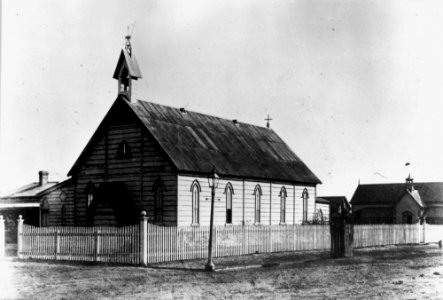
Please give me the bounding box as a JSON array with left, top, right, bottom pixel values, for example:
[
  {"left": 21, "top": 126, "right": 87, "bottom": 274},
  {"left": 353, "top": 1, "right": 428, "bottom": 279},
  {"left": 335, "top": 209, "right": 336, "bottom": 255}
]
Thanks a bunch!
[{"left": 87, "top": 182, "right": 138, "bottom": 226}]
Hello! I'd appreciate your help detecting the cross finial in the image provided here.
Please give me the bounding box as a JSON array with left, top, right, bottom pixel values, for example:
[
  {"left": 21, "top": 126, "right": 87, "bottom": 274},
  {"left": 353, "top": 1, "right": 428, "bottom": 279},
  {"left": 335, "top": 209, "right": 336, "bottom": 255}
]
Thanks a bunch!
[{"left": 265, "top": 114, "right": 272, "bottom": 129}]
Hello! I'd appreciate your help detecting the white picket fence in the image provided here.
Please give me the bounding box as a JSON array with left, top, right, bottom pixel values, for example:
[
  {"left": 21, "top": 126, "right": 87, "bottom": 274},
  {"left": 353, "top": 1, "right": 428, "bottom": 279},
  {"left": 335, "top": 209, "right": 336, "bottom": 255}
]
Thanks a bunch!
[
  {"left": 353, "top": 224, "right": 420, "bottom": 248},
  {"left": 353, "top": 223, "right": 443, "bottom": 248},
  {"left": 18, "top": 223, "right": 139, "bottom": 265},
  {"left": 1, "top": 214, "right": 441, "bottom": 266},
  {"left": 145, "top": 223, "right": 330, "bottom": 264}
]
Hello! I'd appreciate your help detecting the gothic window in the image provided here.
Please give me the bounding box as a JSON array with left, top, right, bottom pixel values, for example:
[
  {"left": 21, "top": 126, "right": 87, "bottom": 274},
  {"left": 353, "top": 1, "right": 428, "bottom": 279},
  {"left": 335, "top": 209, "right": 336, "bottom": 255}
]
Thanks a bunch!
[
  {"left": 254, "top": 185, "right": 262, "bottom": 224},
  {"left": 224, "top": 182, "right": 234, "bottom": 224},
  {"left": 190, "top": 180, "right": 201, "bottom": 225},
  {"left": 117, "top": 141, "right": 132, "bottom": 159},
  {"left": 153, "top": 178, "right": 165, "bottom": 224},
  {"left": 302, "top": 188, "right": 309, "bottom": 222},
  {"left": 85, "top": 182, "right": 95, "bottom": 208},
  {"left": 280, "top": 186, "right": 287, "bottom": 224}
]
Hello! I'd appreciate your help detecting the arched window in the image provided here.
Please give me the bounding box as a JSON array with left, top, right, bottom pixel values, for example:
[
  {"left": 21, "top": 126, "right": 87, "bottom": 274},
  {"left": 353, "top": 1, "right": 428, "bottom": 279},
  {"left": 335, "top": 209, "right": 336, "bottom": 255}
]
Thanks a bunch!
[
  {"left": 153, "top": 178, "right": 165, "bottom": 224},
  {"left": 61, "top": 205, "right": 66, "bottom": 226},
  {"left": 40, "top": 198, "right": 50, "bottom": 227},
  {"left": 302, "top": 188, "right": 309, "bottom": 222},
  {"left": 402, "top": 211, "right": 413, "bottom": 224},
  {"left": 190, "top": 180, "right": 201, "bottom": 225},
  {"left": 224, "top": 182, "right": 234, "bottom": 224},
  {"left": 280, "top": 186, "right": 287, "bottom": 224},
  {"left": 116, "top": 141, "right": 132, "bottom": 159},
  {"left": 85, "top": 182, "right": 95, "bottom": 208},
  {"left": 254, "top": 185, "right": 262, "bottom": 224}
]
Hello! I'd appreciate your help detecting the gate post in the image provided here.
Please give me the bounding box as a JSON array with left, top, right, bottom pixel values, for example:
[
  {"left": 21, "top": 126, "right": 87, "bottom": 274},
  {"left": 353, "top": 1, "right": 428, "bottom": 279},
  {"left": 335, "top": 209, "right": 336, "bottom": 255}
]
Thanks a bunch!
[
  {"left": 140, "top": 211, "right": 148, "bottom": 266},
  {"left": 422, "top": 217, "right": 426, "bottom": 243},
  {"left": 0, "top": 215, "right": 5, "bottom": 259},
  {"left": 17, "top": 215, "right": 24, "bottom": 259}
]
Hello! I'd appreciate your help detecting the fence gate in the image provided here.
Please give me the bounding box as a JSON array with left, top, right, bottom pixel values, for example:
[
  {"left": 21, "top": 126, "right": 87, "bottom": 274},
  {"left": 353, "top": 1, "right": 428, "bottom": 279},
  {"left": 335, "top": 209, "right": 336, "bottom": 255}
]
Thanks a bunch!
[{"left": 330, "top": 211, "right": 353, "bottom": 258}]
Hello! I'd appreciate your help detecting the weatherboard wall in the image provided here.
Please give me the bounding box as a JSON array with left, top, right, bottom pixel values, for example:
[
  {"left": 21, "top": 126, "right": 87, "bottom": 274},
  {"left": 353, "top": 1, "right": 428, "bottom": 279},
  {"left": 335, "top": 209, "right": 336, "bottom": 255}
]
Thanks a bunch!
[
  {"left": 177, "top": 174, "right": 317, "bottom": 226},
  {"left": 72, "top": 119, "right": 177, "bottom": 226}
]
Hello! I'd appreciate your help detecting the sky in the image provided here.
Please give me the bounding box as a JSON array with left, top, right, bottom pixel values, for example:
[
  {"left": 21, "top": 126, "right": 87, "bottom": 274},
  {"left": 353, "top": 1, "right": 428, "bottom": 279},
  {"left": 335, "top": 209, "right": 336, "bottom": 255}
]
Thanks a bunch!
[{"left": 1, "top": 0, "right": 443, "bottom": 199}]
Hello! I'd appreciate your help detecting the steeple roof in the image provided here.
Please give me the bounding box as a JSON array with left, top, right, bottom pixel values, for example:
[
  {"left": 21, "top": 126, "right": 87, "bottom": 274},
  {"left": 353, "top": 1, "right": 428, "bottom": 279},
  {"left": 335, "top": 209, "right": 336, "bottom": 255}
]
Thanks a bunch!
[{"left": 112, "top": 48, "right": 142, "bottom": 80}]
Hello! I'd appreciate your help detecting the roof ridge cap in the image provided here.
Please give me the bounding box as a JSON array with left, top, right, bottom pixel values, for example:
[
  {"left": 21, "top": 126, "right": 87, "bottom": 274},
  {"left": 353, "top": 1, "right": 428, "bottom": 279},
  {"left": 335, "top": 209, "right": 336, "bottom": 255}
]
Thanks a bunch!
[{"left": 133, "top": 99, "right": 271, "bottom": 129}]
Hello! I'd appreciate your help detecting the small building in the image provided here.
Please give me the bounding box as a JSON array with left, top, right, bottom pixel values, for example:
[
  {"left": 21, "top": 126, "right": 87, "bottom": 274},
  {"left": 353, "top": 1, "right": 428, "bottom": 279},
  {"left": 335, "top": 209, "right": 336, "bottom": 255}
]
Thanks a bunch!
[
  {"left": 351, "top": 176, "right": 443, "bottom": 224},
  {"left": 315, "top": 196, "right": 350, "bottom": 223}
]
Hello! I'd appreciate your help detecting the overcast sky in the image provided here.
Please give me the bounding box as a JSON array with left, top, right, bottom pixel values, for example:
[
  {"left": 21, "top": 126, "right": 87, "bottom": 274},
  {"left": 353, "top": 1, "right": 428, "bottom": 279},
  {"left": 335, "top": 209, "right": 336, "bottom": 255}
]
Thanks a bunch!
[{"left": 1, "top": 0, "right": 443, "bottom": 199}]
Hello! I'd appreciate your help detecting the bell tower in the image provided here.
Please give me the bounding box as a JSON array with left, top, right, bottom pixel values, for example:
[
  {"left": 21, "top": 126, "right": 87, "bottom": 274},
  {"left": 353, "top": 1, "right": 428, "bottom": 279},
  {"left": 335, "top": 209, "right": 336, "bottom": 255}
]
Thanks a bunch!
[{"left": 113, "top": 35, "right": 142, "bottom": 101}]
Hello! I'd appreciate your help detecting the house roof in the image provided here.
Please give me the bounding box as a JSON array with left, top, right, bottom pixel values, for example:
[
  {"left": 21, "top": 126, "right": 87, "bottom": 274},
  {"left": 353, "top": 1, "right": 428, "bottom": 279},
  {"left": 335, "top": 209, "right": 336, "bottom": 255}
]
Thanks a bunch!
[
  {"left": 69, "top": 97, "right": 321, "bottom": 184},
  {"left": 350, "top": 182, "right": 443, "bottom": 207},
  {"left": 317, "top": 196, "right": 350, "bottom": 210},
  {"left": 1, "top": 182, "right": 59, "bottom": 199}
]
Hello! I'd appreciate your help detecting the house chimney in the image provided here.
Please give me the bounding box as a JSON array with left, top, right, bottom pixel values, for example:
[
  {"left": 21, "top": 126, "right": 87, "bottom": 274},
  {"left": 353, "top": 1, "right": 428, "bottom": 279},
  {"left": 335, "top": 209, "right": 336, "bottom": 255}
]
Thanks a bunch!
[{"left": 39, "top": 170, "right": 49, "bottom": 186}]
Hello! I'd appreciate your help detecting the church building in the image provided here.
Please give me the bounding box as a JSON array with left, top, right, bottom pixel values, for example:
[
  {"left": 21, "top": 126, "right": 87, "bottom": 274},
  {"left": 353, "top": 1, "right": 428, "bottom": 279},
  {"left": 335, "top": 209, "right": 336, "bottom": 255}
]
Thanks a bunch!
[{"left": 2, "top": 36, "right": 322, "bottom": 227}]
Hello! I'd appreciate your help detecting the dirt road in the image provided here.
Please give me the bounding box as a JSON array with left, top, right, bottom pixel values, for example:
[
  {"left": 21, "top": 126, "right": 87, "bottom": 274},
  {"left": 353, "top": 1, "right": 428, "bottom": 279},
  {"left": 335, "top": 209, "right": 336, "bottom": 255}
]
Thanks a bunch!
[{"left": 0, "top": 244, "right": 442, "bottom": 299}]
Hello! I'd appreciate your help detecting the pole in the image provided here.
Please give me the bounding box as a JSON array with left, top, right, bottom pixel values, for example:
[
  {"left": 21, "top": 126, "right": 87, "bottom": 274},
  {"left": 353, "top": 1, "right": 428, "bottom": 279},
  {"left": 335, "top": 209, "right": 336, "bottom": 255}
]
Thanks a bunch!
[{"left": 205, "top": 186, "right": 215, "bottom": 271}]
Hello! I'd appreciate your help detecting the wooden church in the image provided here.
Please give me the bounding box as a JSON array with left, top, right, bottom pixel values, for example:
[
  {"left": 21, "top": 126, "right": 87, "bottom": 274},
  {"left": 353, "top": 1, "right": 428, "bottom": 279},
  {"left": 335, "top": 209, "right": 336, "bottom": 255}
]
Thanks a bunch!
[{"left": 7, "top": 36, "right": 322, "bottom": 227}]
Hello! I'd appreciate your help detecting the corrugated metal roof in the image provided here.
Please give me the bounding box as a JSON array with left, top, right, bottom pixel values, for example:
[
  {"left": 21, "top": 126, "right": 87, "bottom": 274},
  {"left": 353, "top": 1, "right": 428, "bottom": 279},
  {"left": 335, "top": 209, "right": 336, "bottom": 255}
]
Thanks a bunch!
[
  {"left": 1, "top": 182, "right": 59, "bottom": 199},
  {"left": 350, "top": 182, "right": 443, "bottom": 207},
  {"left": 127, "top": 99, "right": 321, "bottom": 184}
]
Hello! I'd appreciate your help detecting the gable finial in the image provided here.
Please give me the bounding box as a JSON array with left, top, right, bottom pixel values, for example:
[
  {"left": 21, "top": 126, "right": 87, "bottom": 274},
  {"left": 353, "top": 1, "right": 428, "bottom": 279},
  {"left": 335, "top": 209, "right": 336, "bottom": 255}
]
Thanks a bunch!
[
  {"left": 125, "top": 33, "right": 132, "bottom": 56},
  {"left": 265, "top": 114, "right": 272, "bottom": 129},
  {"left": 125, "top": 23, "right": 136, "bottom": 56}
]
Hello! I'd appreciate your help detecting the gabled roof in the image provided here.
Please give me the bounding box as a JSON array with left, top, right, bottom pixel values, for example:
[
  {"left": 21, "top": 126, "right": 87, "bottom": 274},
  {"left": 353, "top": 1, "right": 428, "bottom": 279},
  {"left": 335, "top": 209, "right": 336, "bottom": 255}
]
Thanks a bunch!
[
  {"left": 405, "top": 189, "right": 423, "bottom": 208},
  {"left": 69, "top": 97, "right": 321, "bottom": 184},
  {"left": 112, "top": 49, "right": 142, "bottom": 79},
  {"left": 350, "top": 182, "right": 443, "bottom": 207}
]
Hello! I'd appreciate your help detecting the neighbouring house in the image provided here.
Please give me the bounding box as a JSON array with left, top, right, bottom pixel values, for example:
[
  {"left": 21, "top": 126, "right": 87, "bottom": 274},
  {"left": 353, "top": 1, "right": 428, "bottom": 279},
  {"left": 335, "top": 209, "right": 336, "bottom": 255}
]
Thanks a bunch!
[
  {"left": 0, "top": 171, "right": 75, "bottom": 241},
  {"left": 1, "top": 37, "right": 322, "bottom": 227},
  {"left": 351, "top": 176, "right": 443, "bottom": 224}
]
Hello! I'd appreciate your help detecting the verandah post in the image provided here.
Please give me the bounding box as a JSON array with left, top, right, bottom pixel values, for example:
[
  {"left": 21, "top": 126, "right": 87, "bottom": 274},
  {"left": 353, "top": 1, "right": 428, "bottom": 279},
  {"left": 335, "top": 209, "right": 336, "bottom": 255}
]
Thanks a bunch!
[
  {"left": 17, "top": 215, "right": 24, "bottom": 259},
  {"left": 0, "top": 216, "right": 5, "bottom": 259},
  {"left": 140, "top": 211, "right": 148, "bottom": 266}
]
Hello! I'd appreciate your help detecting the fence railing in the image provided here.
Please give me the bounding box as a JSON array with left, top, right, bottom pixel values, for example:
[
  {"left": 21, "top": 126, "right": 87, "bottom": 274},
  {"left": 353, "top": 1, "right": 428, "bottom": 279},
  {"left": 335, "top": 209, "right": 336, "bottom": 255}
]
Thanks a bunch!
[{"left": 2, "top": 214, "right": 442, "bottom": 266}]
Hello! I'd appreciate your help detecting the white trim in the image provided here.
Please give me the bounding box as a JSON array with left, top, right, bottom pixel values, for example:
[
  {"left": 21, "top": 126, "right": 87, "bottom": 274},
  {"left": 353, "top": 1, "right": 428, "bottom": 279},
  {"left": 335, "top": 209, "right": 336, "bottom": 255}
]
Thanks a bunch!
[{"left": 0, "top": 203, "right": 40, "bottom": 208}]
